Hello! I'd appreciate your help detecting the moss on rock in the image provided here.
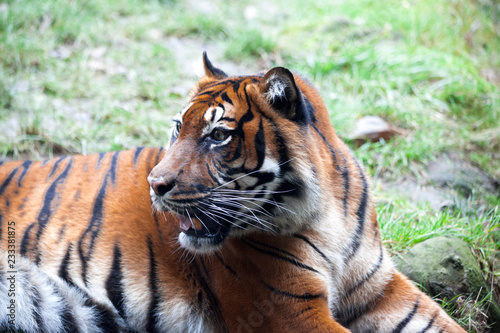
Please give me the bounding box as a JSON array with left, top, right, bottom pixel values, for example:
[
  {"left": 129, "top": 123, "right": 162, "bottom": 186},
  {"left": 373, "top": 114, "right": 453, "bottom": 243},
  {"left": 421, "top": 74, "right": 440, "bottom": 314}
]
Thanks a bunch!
[{"left": 393, "top": 236, "right": 500, "bottom": 329}]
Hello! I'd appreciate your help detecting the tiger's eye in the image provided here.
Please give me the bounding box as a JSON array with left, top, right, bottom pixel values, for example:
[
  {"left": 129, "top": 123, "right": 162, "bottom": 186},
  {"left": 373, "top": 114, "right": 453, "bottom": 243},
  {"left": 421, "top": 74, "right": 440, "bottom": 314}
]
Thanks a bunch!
[{"left": 211, "top": 129, "right": 227, "bottom": 142}]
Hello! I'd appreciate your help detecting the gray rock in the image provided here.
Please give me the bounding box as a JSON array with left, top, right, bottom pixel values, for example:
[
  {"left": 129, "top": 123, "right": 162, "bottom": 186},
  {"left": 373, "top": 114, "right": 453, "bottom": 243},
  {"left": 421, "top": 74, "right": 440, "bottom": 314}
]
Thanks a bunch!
[
  {"left": 393, "top": 236, "right": 500, "bottom": 330},
  {"left": 427, "top": 154, "right": 499, "bottom": 197},
  {"left": 375, "top": 177, "right": 456, "bottom": 212}
]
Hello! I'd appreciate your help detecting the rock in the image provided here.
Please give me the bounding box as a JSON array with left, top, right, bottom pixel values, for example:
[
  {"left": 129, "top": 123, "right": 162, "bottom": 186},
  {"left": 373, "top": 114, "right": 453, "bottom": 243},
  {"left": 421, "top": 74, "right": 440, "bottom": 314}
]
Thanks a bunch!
[
  {"left": 375, "top": 177, "right": 456, "bottom": 211},
  {"left": 438, "top": 199, "right": 456, "bottom": 212},
  {"left": 427, "top": 154, "right": 499, "bottom": 197},
  {"left": 351, "top": 116, "right": 404, "bottom": 145},
  {"left": 393, "top": 236, "right": 500, "bottom": 330}
]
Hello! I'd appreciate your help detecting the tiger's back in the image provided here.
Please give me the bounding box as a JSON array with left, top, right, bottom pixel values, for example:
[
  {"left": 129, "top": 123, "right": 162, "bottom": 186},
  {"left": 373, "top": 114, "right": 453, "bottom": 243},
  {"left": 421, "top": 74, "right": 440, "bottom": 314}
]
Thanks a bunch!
[
  {"left": 0, "top": 148, "right": 163, "bottom": 270},
  {"left": 0, "top": 148, "right": 218, "bottom": 331}
]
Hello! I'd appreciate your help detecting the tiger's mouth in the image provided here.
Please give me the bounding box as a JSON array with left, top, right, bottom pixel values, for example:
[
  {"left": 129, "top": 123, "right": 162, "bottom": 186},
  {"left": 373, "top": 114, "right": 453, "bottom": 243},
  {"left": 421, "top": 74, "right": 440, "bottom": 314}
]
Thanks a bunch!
[
  {"left": 173, "top": 210, "right": 232, "bottom": 253},
  {"left": 176, "top": 213, "right": 226, "bottom": 238},
  {"left": 153, "top": 193, "right": 232, "bottom": 251}
]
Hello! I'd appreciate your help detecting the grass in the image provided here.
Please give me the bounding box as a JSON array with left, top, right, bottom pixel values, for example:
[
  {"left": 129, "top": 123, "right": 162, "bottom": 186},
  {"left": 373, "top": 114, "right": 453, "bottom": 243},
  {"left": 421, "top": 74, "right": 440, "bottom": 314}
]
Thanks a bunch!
[
  {"left": 378, "top": 197, "right": 499, "bottom": 271},
  {"left": 1, "top": 0, "right": 499, "bottom": 330}
]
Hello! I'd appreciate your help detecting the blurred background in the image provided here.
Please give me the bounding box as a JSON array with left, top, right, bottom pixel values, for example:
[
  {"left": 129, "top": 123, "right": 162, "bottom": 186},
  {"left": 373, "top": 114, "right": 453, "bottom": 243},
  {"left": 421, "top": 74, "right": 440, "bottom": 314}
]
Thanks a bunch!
[{"left": 0, "top": 0, "right": 499, "bottom": 331}]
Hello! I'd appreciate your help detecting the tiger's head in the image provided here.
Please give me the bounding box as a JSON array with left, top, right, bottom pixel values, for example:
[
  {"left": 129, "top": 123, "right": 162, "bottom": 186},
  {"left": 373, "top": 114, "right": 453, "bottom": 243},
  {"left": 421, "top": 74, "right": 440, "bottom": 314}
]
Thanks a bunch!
[{"left": 148, "top": 52, "right": 334, "bottom": 253}]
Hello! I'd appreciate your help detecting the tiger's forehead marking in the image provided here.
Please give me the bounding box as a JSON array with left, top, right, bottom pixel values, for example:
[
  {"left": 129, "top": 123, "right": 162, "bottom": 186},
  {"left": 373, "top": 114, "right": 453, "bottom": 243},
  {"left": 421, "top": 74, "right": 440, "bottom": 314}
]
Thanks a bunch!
[
  {"left": 202, "top": 106, "right": 228, "bottom": 136},
  {"left": 204, "top": 106, "right": 224, "bottom": 123}
]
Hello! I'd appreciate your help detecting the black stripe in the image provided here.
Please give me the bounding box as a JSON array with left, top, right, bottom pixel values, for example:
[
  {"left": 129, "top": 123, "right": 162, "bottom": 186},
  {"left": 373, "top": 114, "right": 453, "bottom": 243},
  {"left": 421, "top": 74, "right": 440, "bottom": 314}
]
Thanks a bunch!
[
  {"left": 48, "top": 156, "right": 67, "bottom": 179},
  {"left": 57, "top": 224, "right": 67, "bottom": 243},
  {"left": 196, "top": 90, "right": 217, "bottom": 98},
  {"left": 212, "top": 160, "right": 232, "bottom": 183},
  {"left": 343, "top": 243, "right": 384, "bottom": 299},
  {"left": 254, "top": 118, "right": 266, "bottom": 169},
  {"left": 83, "top": 298, "right": 121, "bottom": 333},
  {"left": 155, "top": 147, "right": 164, "bottom": 164},
  {"left": 32, "top": 288, "right": 45, "bottom": 332},
  {"left": 338, "top": 288, "right": 386, "bottom": 327},
  {"left": 418, "top": 312, "right": 437, "bottom": 333},
  {"left": 214, "top": 252, "right": 237, "bottom": 277},
  {"left": 220, "top": 92, "right": 233, "bottom": 105},
  {"left": 303, "top": 96, "right": 317, "bottom": 123},
  {"left": 293, "top": 234, "right": 332, "bottom": 265},
  {"left": 193, "top": 258, "right": 227, "bottom": 330},
  {"left": 201, "top": 78, "right": 244, "bottom": 91},
  {"left": 59, "top": 244, "right": 76, "bottom": 287},
  {"left": 209, "top": 106, "right": 218, "bottom": 122},
  {"left": 340, "top": 152, "right": 350, "bottom": 217},
  {"left": 133, "top": 147, "right": 145, "bottom": 167},
  {"left": 225, "top": 137, "right": 243, "bottom": 163},
  {"left": 0, "top": 212, "right": 2, "bottom": 241},
  {"left": 263, "top": 282, "right": 325, "bottom": 301},
  {"left": 79, "top": 151, "right": 120, "bottom": 283},
  {"left": 233, "top": 81, "right": 241, "bottom": 93},
  {"left": 35, "top": 158, "right": 74, "bottom": 264},
  {"left": 269, "top": 119, "right": 292, "bottom": 173},
  {"left": 60, "top": 300, "right": 79, "bottom": 332},
  {"left": 109, "top": 151, "right": 119, "bottom": 186},
  {"left": 391, "top": 296, "right": 420, "bottom": 333},
  {"left": 50, "top": 285, "right": 79, "bottom": 332},
  {"left": 242, "top": 239, "right": 320, "bottom": 274},
  {"left": 247, "top": 238, "right": 300, "bottom": 260},
  {"left": 20, "top": 223, "right": 36, "bottom": 256},
  {"left": 310, "top": 124, "right": 350, "bottom": 216},
  {"left": 0, "top": 262, "right": 4, "bottom": 287},
  {"left": 153, "top": 213, "right": 165, "bottom": 242},
  {"left": 311, "top": 124, "right": 340, "bottom": 166},
  {"left": 146, "top": 237, "right": 159, "bottom": 333},
  {"left": 95, "top": 152, "right": 106, "bottom": 170},
  {"left": 300, "top": 306, "right": 314, "bottom": 314},
  {"left": 17, "top": 160, "right": 32, "bottom": 186},
  {"left": 206, "top": 162, "right": 221, "bottom": 185},
  {"left": 0, "top": 166, "right": 18, "bottom": 196},
  {"left": 106, "top": 243, "right": 127, "bottom": 319},
  {"left": 345, "top": 159, "right": 369, "bottom": 260}
]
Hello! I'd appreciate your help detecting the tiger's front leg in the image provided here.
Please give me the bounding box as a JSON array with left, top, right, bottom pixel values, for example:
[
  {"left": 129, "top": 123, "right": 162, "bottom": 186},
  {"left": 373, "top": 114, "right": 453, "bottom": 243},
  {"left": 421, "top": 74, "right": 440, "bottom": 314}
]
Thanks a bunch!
[
  {"left": 347, "top": 271, "right": 466, "bottom": 332},
  {"left": 225, "top": 293, "right": 351, "bottom": 333}
]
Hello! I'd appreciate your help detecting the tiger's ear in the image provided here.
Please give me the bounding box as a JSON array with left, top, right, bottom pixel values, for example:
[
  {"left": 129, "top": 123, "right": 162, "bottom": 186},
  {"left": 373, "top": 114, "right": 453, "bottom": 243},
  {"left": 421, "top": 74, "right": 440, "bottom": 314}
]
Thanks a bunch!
[
  {"left": 203, "top": 51, "right": 228, "bottom": 79},
  {"left": 260, "top": 67, "right": 308, "bottom": 124}
]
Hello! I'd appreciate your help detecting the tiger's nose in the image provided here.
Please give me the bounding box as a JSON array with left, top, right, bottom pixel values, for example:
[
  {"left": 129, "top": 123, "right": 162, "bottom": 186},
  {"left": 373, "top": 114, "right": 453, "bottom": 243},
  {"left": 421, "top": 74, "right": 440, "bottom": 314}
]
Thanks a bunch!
[{"left": 149, "top": 178, "right": 175, "bottom": 197}]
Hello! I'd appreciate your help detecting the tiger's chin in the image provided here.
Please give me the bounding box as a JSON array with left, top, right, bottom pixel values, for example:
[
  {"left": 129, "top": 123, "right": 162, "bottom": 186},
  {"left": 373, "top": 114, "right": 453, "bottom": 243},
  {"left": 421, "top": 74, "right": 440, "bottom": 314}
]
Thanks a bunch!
[
  {"left": 176, "top": 213, "right": 230, "bottom": 253},
  {"left": 178, "top": 231, "right": 225, "bottom": 254}
]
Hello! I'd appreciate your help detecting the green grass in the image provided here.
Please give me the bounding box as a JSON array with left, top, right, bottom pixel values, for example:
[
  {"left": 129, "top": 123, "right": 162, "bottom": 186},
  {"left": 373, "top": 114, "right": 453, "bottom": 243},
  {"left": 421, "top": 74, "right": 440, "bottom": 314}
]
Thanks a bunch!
[
  {"left": 377, "top": 197, "right": 499, "bottom": 263},
  {"left": 1, "top": 0, "right": 499, "bottom": 330}
]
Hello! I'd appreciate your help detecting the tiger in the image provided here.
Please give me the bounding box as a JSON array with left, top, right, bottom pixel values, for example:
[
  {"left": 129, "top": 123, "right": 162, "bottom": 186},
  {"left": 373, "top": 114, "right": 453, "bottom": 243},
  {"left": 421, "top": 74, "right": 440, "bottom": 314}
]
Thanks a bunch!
[{"left": 0, "top": 52, "right": 466, "bottom": 332}]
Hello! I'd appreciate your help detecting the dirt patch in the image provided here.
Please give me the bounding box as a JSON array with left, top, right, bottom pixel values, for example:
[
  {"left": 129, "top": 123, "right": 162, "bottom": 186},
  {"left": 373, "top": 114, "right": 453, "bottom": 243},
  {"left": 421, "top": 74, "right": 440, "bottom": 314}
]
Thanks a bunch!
[{"left": 376, "top": 152, "right": 499, "bottom": 210}]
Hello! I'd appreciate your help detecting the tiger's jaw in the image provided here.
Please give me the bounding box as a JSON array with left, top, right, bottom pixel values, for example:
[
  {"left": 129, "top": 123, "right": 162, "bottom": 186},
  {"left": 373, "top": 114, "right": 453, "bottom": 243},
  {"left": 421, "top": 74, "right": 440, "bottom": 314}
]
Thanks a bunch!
[
  {"left": 149, "top": 189, "right": 231, "bottom": 253},
  {"left": 174, "top": 212, "right": 229, "bottom": 253}
]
